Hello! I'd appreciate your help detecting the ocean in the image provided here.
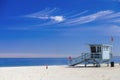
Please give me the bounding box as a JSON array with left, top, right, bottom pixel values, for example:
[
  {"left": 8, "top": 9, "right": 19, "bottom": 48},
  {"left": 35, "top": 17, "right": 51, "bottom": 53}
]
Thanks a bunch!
[
  {"left": 0, "top": 56, "right": 119, "bottom": 67},
  {"left": 0, "top": 58, "right": 68, "bottom": 67}
]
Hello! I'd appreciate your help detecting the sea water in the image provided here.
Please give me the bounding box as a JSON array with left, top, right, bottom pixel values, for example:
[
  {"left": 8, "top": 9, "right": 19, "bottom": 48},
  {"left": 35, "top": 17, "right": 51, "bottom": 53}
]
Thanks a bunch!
[
  {"left": 0, "top": 58, "right": 68, "bottom": 67},
  {"left": 0, "top": 56, "right": 119, "bottom": 67}
]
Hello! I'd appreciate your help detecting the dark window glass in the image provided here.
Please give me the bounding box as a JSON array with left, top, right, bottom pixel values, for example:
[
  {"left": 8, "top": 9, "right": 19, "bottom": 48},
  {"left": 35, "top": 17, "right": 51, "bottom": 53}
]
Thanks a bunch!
[
  {"left": 97, "top": 47, "right": 101, "bottom": 53},
  {"left": 91, "top": 46, "right": 96, "bottom": 53}
]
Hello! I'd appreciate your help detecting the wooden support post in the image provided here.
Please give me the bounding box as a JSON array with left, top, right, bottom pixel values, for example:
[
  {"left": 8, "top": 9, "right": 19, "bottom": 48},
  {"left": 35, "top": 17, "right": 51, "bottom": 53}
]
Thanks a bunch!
[
  {"left": 85, "top": 64, "right": 87, "bottom": 67},
  {"left": 107, "top": 63, "right": 109, "bottom": 67}
]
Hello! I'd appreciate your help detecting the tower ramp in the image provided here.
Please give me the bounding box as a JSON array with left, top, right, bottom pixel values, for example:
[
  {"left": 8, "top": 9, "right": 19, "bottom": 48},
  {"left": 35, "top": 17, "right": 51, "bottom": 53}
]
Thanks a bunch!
[{"left": 69, "top": 53, "right": 91, "bottom": 66}]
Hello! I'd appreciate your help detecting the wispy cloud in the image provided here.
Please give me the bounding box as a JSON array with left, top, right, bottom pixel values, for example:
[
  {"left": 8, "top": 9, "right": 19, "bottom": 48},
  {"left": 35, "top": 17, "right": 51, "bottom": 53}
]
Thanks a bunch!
[
  {"left": 103, "top": 12, "right": 120, "bottom": 23},
  {"left": 87, "top": 25, "right": 120, "bottom": 36},
  {"left": 56, "top": 22, "right": 120, "bottom": 36},
  {"left": 113, "top": 0, "right": 120, "bottom": 2},
  {"left": 26, "top": 8, "right": 57, "bottom": 18},
  {"left": 67, "top": 10, "right": 88, "bottom": 19},
  {"left": 24, "top": 8, "right": 120, "bottom": 28},
  {"left": 63, "top": 10, "right": 114, "bottom": 25},
  {"left": 0, "top": 53, "right": 71, "bottom": 58},
  {"left": 105, "top": 12, "right": 120, "bottom": 19},
  {"left": 25, "top": 8, "right": 65, "bottom": 24},
  {"left": 105, "top": 25, "right": 120, "bottom": 35}
]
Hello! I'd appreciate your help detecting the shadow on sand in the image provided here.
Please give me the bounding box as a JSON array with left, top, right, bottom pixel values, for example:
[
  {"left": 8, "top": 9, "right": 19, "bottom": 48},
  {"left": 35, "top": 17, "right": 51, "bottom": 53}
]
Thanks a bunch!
[{"left": 66, "top": 65, "right": 102, "bottom": 68}]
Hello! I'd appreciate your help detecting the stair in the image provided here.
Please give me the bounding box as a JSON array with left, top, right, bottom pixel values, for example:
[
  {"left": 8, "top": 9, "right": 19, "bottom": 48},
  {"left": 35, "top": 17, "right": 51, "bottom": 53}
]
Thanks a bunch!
[{"left": 68, "top": 53, "right": 91, "bottom": 66}]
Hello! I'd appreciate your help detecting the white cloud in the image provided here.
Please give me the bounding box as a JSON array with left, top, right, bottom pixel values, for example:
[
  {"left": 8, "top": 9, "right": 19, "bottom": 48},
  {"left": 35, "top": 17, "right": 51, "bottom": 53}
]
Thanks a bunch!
[
  {"left": 32, "top": 15, "right": 64, "bottom": 22},
  {"left": 50, "top": 16, "right": 64, "bottom": 22}
]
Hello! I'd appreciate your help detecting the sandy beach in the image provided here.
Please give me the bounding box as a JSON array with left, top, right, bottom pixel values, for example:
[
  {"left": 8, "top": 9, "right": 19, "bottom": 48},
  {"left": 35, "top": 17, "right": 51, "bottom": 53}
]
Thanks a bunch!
[{"left": 0, "top": 64, "right": 120, "bottom": 80}]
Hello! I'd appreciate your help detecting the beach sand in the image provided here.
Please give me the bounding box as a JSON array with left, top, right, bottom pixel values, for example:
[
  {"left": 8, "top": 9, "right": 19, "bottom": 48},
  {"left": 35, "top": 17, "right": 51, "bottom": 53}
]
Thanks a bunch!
[{"left": 0, "top": 64, "right": 120, "bottom": 80}]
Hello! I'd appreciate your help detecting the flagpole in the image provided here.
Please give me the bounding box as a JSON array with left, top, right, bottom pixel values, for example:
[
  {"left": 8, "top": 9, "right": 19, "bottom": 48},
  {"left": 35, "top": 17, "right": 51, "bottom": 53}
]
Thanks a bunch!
[{"left": 111, "top": 36, "right": 114, "bottom": 61}]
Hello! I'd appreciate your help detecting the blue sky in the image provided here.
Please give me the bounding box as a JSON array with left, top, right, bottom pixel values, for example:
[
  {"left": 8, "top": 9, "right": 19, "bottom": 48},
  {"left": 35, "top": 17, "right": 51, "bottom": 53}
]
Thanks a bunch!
[{"left": 0, "top": 0, "right": 120, "bottom": 58}]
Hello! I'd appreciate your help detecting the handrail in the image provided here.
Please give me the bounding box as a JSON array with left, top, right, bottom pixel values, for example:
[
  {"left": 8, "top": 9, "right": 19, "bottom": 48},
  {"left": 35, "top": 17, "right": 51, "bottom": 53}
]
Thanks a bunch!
[{"left": 69, "top": 53, "right": 91, "bottom": 66}]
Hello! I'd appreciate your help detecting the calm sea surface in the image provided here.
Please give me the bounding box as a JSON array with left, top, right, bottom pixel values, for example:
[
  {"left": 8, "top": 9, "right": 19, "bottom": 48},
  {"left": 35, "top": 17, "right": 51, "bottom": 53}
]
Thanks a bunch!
[
  {"left": 0, "top": 56, "right": 119, "bottom": 67},
  {"left": 0, "top": 58, "right": 68, "bottom": 67}
]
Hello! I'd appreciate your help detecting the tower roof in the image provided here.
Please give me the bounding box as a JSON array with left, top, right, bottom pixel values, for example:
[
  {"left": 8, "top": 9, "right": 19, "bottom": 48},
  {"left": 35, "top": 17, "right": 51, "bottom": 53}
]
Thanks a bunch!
[{"left": 88, "top": 44, "right": 112, "bottom": 47}]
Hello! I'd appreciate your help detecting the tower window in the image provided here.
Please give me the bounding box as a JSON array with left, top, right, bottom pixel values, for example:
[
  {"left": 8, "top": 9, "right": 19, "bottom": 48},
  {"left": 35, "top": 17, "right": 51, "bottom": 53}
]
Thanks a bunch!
[
  {"left": 91, "top": 46, "right": 96, "bottom": 53},
  {"left": 97, "top": 46, "right": 101, "bottom": 53}
]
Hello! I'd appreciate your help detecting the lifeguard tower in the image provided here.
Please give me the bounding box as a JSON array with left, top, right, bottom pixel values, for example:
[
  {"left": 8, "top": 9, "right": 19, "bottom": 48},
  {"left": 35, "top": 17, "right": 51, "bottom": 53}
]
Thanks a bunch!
[{"left": 68, "top": 44, "right": 112, "bottom": 67}]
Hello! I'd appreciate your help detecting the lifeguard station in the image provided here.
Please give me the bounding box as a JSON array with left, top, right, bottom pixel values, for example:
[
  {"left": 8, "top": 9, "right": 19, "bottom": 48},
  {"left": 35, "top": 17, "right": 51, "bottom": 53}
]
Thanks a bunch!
[{"left": 68, "top": 44, "right": 112, "bottom": 67}]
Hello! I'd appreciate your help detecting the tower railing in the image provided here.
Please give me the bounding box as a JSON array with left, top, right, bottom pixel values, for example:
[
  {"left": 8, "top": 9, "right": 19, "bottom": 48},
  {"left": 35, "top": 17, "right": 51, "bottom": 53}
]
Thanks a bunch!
[{"left": 69, "top": 53, "right": 91, "bottom": 66}]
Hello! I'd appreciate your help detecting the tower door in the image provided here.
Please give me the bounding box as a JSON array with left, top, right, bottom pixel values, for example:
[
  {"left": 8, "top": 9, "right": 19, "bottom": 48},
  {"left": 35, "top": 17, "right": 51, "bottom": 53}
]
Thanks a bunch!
[
  {"left": 102, "top": 51, "right": 110, "bottom": 59},
  {"left": 102, "top": 46, "right": 111, "bottom": 60}
]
